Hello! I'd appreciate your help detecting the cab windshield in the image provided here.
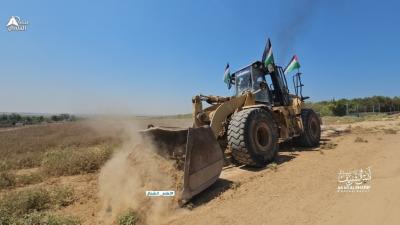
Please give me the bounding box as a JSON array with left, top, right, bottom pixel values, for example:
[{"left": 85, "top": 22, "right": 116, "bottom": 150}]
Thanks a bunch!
[{"left": 235, "top": 69, "right": 252, "bottom": 95}]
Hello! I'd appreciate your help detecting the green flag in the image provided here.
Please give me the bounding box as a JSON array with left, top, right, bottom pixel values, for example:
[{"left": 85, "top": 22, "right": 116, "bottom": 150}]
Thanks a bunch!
[
  {"left": 262, "top": 38, "right": 274, "bottom": 72},
  {"left": 284, "top": 55, "right": 301, "bottom": 74}
]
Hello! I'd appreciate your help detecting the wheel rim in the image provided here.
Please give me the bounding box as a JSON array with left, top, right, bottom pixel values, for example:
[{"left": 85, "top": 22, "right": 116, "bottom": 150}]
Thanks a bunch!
[{"left": 254, "top": 123, "right": 271, "bottom": 151}]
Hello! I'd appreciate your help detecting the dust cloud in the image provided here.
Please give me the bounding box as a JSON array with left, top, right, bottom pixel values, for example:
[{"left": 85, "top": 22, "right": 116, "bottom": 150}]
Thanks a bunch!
[{"left": 95, "top": 120, "right": 184, "bottom": 225}]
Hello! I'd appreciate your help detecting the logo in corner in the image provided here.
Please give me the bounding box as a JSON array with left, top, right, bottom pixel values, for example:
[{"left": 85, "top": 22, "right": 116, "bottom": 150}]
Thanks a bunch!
[
  {"left": 337, "top": 167, "right": 372, "bottom": 192},
  {"left": 6, "top": 16, "right": 29, "bottom": 32}
]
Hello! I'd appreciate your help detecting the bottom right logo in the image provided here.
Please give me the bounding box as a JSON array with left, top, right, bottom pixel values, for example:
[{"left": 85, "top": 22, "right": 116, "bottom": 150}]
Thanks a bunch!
[{"left": 337, "top": 167, "right": 372, "bottom": 192}]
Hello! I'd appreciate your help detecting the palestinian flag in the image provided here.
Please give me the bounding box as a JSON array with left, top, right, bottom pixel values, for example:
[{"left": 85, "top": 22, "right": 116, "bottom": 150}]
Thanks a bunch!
[
  {"left": 262, "top": 38, "right": 274, "bottom": 72},
  {"left": 223, "top": 63, "right": 232, "bottom": 89},
  {"left": 284, "top": 55, "right": 301, "bottom": 74}
]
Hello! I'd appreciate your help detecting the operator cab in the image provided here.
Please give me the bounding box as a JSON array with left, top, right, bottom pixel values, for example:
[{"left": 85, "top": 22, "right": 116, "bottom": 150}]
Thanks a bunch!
[
  {"left": 232, "top": 61, "right": 290, "bottom": 106},
  {"left": 234, "top": 61, "right": 270, "bottom": 104}
]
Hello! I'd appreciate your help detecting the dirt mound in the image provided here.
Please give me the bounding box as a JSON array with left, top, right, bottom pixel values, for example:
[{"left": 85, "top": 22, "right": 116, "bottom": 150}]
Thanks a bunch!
[{"left": 98, "top": 138, "right": 183, "bottom": 225}]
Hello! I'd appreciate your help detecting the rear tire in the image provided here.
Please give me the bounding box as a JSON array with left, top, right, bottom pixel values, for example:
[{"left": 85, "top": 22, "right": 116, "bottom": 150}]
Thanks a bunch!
[
  {"left": 228, "top": 108, "right": 278, "bottom": 167},
  {"left": 296, "top": 109, "right": 321, "bottom": 147}
]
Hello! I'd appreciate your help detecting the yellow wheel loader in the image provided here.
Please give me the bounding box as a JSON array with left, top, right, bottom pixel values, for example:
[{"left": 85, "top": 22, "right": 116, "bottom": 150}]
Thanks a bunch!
[{"left": 141, "top": 43, "right": 321, "bottom": 202}]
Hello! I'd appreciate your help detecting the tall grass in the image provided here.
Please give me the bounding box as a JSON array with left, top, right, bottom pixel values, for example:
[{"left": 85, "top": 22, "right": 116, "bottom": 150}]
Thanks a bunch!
[
  {"left": 41, "top": 146, "right": 113, "bottom": 176},
  {"left": 0, "top": 122, "right": 122, "bottom": 170},
  {"left": 0, "top": 186, "right": 77, "bottom": 224},
  {"left": 0, "top": 211, "right": 80, "bottom": 225},
  {"left": 0, "top": 171, "right": 16, "bottom": 189}
]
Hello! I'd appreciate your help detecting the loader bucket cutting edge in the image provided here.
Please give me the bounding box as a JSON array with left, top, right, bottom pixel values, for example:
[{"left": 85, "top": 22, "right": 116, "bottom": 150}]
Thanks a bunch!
[{"left": 139, "top": 126, "right": 223, "bottom": 201}]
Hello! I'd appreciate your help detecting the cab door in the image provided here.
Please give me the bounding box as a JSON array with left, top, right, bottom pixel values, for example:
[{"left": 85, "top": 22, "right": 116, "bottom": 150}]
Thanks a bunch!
[{"left": 251, "top": 66, "right": 271, "bottom": 104}]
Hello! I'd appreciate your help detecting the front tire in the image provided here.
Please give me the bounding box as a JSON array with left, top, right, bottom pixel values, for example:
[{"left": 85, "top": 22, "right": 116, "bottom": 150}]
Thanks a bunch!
[
  {"left": 228, "top": 108, "right": 278, "bottom": 167},
  {"left": 296, "top": 109, "right": 321, "bottom": 147}
]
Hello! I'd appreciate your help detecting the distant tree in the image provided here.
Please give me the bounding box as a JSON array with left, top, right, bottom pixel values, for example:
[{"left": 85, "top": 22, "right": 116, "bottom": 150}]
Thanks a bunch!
[
  {"left": 60, "top": 114, "right": 70, "bottom": 121},
  {"left": 307, "top": 96, "right": 400, "bottom": 117},
  {"left": 331, "top": 100, "right": 347, "bottom": 116},
  {"left": 25, "top": 116, "right": 32, "bottom": 124},
  {"left": 51, "top": 115, "right": 60, "bottom": 121},
  {"left": 0, "top": 114, "right": 8, "bottom": 122}
]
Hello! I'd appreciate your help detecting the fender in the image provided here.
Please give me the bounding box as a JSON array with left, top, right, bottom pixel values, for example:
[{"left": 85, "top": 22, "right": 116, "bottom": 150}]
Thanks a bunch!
[{"left": 209, "top": 93, "right": 255, "bottom": 138}]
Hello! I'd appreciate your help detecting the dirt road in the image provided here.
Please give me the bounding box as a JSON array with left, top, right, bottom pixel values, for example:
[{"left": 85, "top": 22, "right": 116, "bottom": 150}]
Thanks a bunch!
[{"left": 165, "top": 119, "right": 400, "bottom": 225}]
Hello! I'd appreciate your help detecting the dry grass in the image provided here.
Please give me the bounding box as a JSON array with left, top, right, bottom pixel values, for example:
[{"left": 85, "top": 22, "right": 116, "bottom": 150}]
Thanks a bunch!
[
  {"left": 383, "top": 128, "right": 398, "bottom": 134},
  {"left": 16, "top": 172, "right": 44, "bottom": 186},
  {"left": 0, "top": 120, "right": 126, "bottom": 224},
  {"left": 0, "top": 186, "right": 77, "bottom": 224},
  {"left": 41, "top": 146, "right": 113, "bottom": 176},
  {"left": 0, "top": 171, "right": 16, "bottom": 189},
  {"left": 267, "top": 162, "right": 278, "bottom": 172},
  {"left": 0, "top": 186, "right": 75, "bottom": 213},
  {"left": 50, "top": 186, "right": 75, "bottom": 208},
  {"left": 355, "top": 137, "right": 368, "bottom": 143},
  {"left": 0, "top": 211, "right": 80, "bottom": 225},
  {"left": 322, "top": 114, "right": 393, "bottom": 125},
  {"left": 320, "top": 142, "right": 338, "bottom": 150},
  {"left": 0, "top": 122, "right": 122, "bottom": 170},
  {"left": 0, "top": 187, "right": 52, "bottom": 216},
  {"left": 323, "top": 116, "right": 364, "bottom": 125},
  {"left": 0, "top": 171, "right": 47, "bottom": 190},
  {"left": 117, "top": 209, "right": 141, "bottom": 225}
]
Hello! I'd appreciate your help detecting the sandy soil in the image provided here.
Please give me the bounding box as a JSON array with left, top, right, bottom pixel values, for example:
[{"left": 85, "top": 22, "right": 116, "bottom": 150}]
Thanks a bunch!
[{"left": 162, "top": 117, "right": 400, "bottom": 225}]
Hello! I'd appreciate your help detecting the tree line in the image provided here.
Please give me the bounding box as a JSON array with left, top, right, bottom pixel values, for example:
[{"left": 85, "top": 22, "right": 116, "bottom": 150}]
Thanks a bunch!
[
  {"left": 306, "top": 96, "right": 400, "bottom": 116},
  {"left": 0, "top": 113, "right": 77, "bottom": 127}
]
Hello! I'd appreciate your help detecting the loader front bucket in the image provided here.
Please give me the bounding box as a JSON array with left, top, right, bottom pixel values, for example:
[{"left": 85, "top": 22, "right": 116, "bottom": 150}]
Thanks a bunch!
[{"left": 140, "top": 126, "right": 223, "bottom": 202}]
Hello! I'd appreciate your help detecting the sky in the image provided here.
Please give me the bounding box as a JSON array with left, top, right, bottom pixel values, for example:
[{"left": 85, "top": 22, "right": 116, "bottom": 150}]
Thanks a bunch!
[{"left": 0, "top": 0, "right": 399, "bottom": 115}]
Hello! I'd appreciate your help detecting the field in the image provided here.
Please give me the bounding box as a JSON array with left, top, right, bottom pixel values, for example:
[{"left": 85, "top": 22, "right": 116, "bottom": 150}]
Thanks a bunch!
[{"left": 0, "top": 114, "right": 400, "bottom": 225}]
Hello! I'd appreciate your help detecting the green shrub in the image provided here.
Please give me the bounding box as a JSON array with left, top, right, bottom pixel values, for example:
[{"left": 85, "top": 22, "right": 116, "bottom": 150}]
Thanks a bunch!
[
  {"left": 118, "top": 210, "right": 140, "bottom": 225},
  {"left": 15, "top": 211, "right": 45, "bottom": 225},
  {"left": 0, "top": 186, "right": 74, "bottom": 213},
  {"left": 0, "top": 152, "right": 44, "bottom": 171},
  {"left": 15, "top": 152, "right": 44, "bottom": 169},
  {"left": 50, "top": 186, "right": 75, "bottom": 208},
  {"left": 45, "top": 214, "right": 80, "bottom": 225},
  {"left": 0, "top": 187, "right": 51, "bottom": 216},
  {"left": 0, "top": 211, "right": 80, "bottom": 225},
  {"left": 0, "top": 209, "right": 12, "bottom": 225},
  {"left": 0, "top": 171, "right": 16, "bottom": 189},
  {"left": 16, "top": 172, "right": 44, "bottom": 186},
  {"left": 41, "top": 146, "right": 113, "bottom": 176}
]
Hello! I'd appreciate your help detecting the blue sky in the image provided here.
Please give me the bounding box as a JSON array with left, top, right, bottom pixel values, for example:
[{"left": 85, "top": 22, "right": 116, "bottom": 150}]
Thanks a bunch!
[{"left": 0, "top": 0, "right": 399, "bottom": 115}]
